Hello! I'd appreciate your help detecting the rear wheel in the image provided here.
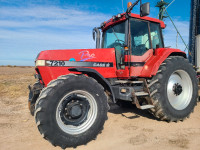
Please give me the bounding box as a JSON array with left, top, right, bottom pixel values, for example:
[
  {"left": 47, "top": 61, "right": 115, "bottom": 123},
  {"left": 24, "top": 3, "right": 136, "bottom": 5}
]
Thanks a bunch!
[
  {"left": 34, "top": 74, "right": 108, "bottom": 149},
  {"left": 148, "top": 56, "right": 198, "bottom": 122}
]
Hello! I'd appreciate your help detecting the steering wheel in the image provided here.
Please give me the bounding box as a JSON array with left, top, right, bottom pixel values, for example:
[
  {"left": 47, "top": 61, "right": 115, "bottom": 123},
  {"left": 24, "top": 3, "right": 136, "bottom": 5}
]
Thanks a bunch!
[
  {"left": 115, "top": 39, "right": 125, "bottom": 46},
  {"left": 144, "top": 39, "right": 149, "bottom": 45}
]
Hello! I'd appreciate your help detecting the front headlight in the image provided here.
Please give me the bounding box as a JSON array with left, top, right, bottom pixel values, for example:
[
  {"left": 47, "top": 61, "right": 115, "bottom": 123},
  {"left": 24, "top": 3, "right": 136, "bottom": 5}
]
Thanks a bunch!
[{"left": 35, "top": 60, "right": 45, "bottom": 67}]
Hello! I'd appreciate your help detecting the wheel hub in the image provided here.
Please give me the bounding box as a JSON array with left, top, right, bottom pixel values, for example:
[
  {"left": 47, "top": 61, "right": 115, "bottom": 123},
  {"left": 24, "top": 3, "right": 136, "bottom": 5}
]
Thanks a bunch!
[
  {"left": 59, "top": 94, "right": 90, "bottom": 126},
  {"left": 56, "top": 90, "right": 98, "bottom": 135},
  {"left": 69, "top": 104, "right": 82, "bottom": 119},
  {"left": 167, "top": 70, "right": 193, "bottom": 110},
  {"left": 173, "top": 83, "right": 183, "bottom": 96}
]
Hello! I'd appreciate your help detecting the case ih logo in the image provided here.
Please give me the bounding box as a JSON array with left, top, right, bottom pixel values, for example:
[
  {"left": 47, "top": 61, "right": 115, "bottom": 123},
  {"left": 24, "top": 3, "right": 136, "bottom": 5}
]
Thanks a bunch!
[
  {"left": 79, "top": 50, "right": 96, "bottom": 61},
  {"left": 93, "top": 63, "right": 111, "bottom": 67}
]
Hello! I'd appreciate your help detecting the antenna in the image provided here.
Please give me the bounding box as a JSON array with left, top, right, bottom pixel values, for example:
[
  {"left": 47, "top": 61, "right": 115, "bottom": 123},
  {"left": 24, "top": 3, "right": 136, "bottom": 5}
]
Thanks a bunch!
[{"left": 122, "top": 0, "right": 125, "bottom": 13}]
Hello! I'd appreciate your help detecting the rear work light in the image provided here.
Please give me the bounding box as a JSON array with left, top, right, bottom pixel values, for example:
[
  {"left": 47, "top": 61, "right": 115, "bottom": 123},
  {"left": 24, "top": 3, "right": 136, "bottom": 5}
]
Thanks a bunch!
[{"left": 116, "top": 13, "right": 121, "bottom": 18}]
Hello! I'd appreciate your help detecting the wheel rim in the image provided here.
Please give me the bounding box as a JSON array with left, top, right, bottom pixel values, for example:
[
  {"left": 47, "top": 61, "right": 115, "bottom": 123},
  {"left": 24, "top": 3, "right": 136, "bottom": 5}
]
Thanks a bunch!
[
  {"left": 56, "top": 90, "right": 97, "bottom": 135},
  {"left": 167, "top": 70, "right": 193, "bottom": 110}
]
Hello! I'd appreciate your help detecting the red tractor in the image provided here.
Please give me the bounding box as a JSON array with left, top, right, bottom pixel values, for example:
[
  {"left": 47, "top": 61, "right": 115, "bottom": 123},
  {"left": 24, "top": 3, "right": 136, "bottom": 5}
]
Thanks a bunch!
[{"left": 28, "top": 0, "right": 198, "bottom": 149}]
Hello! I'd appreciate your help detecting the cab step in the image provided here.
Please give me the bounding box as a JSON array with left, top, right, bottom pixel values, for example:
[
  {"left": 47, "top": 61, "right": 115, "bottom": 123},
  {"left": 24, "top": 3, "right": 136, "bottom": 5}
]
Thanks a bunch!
[
  {"left": 135, "top": 91, "right": 149, "bottom": 96},
  {"left": 132, "top": 88, "right": 154, "bottom": 110},
  {"left": 140, "top": 105, "right": 154, "bottom": 110},
  {"left": 115, "top": 80, "right": 144, "bottom": 84}
]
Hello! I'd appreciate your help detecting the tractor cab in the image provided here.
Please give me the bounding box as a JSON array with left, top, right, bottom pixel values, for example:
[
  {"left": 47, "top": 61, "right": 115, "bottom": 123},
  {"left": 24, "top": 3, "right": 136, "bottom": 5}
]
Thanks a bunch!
[
  {"left": 102, "top": 15, "right": 165, "bottom": 68},
  {"left": 93, "top": 1, "right": 166, "bottom": 78}
]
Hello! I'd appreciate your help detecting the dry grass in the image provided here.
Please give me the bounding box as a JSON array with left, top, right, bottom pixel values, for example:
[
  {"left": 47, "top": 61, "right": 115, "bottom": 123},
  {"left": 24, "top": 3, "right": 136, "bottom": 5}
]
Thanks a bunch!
[{"left": 0, "top": 67, "right": 36, "bottom": 98}]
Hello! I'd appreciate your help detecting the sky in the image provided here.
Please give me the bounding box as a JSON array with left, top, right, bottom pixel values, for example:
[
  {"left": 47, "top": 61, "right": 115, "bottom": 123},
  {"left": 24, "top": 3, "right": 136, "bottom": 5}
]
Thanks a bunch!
[{"left": 0, "top": 0, "right": 191, "bottom": 66}]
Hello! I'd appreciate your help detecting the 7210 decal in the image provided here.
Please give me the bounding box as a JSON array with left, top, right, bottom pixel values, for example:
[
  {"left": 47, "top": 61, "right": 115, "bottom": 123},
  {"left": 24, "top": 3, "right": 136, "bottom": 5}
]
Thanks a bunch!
[
  {"left": 50, "top": 61, "right": 65, "bottom": 66},
  {"left": 46, "top": 60, "right": 113, "bottom": 67}
]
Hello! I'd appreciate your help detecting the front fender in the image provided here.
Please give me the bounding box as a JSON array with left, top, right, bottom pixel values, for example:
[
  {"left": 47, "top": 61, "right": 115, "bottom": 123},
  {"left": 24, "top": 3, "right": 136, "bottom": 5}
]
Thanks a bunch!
[
  {"left": 69, "top": 68, "right": 116, "bottom": 103},
  {"left": 141, "top": 48, "right": 186, "bottom": 77}
]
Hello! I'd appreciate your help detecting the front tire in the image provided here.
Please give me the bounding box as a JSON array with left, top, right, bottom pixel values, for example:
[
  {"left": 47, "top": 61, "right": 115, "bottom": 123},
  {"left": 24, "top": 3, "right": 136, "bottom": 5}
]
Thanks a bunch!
[
  {"left": 34, "top": 74, "right": 108, "bottom": 149},
  {"left": 148, "top": 56, "right": 198, "bottom": 122}
]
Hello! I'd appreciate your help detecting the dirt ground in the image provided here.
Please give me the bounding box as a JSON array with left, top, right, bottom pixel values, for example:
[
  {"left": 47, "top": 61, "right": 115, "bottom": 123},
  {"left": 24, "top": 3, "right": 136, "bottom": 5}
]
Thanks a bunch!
[{"left": 0, "top": 66, "right": 200, "bottom": 150}]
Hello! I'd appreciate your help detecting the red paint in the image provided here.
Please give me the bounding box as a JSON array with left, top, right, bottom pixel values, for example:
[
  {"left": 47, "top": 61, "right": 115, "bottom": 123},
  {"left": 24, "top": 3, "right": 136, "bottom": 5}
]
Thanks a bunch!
[
  {"left": 116, "top": 67, "right": 130, "bottom": 78},
  {"left": 130, "top": 14, "right": 165, "bottom": 28},
  {"left": 140, "top": 48, "right": 186, "bottom": 77},
  {"left": 36, "top": 48, "right": 185, "bottom": 86},
  {"left": 130, "top": 67, "right": 144, "bottom": 77},
  {"left": 124, "top": 48, "right": 185, "bottom": 77},
  {"left": 130, "top": 49, "right": 153, "bottom": 62},
  {"left": 129, "top": 49, "right": 153, "bottom": 77},
  {"left": 37, "top": 48, "right": 117, "bottom": 86},
  {"left": 103, "top": 13, "right": 165, "bottom": 31}
]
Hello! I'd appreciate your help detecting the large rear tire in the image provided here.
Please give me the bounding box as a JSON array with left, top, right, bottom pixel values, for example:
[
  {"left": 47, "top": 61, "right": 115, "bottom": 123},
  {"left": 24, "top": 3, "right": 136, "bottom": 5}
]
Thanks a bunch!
[
  {"left": 34, "top": 74, "right": 108, "bottom": 149},
  {"left": 148, "top": 56, "right": 198, "bottom": 122}
]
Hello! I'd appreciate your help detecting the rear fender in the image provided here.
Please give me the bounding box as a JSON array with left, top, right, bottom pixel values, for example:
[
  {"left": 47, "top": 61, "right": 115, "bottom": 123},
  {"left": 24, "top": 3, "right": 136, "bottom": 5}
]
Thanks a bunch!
[
  {"left": 141, "top": 48, "right": 186, "bottom": 77},
  {"left": 69, "top": 68, "right": 116, "bottom": 103}
]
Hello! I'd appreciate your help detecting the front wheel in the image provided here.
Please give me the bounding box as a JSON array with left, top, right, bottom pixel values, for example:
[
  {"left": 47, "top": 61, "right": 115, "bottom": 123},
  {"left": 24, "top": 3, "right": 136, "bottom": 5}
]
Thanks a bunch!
[
  {"left": 34, "top": 74, "right": 108, "bottom": 149},
  {"left": 148, "top": 56, "right": 198, "bottom": 122}
]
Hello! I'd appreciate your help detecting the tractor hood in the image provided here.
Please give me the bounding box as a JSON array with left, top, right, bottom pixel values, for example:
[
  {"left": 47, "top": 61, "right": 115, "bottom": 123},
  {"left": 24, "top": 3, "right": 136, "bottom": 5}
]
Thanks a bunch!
[
  {"left": 37, "top": 48, "right": 116, "bottom": 67},
  {"left": 35, "top": 48, "right": 118, "bottom": 85}
]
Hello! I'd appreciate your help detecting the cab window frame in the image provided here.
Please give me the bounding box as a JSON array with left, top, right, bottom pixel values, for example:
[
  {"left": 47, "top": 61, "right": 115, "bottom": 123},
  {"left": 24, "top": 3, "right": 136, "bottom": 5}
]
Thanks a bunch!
[
  {"left": 129, "top": 18, "right": 164, "bottom": 56},
  {"left": 149, "top": 22, "right": 164, "bottom": 49},
  {"left": 129, "top": 18, "right": 152, "bottom": 56},
  {"left": 101, "top": 21, "right": 126, "bottom": 49}
]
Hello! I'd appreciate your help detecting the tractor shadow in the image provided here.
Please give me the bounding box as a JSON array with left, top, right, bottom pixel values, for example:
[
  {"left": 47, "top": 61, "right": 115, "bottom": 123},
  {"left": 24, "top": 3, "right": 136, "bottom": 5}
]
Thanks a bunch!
[{"left": 108, "top": 103, "right": 159, "bottom": 121}]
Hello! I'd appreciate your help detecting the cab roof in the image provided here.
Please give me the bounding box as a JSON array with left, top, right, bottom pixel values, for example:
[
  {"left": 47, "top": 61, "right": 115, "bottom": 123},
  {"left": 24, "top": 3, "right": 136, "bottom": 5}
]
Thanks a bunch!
[{"left": 102, "top": 13, "right": 165, "bottom": 31}]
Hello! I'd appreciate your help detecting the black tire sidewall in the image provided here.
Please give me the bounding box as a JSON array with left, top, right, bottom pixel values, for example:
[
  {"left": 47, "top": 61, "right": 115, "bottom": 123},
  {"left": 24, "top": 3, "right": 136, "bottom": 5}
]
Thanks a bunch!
[
  {"left": 37, "top": 76, "right": 107, "bottom": 147},
  {"left": 157, "top": 57, "right": 198, "bottom": 119}
]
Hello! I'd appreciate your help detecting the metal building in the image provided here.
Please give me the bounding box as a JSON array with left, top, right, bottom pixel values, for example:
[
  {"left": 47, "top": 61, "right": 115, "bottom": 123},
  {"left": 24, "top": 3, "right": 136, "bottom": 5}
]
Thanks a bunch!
[{"left": 189, "top": 0, "right": 200, "bottom": 72}]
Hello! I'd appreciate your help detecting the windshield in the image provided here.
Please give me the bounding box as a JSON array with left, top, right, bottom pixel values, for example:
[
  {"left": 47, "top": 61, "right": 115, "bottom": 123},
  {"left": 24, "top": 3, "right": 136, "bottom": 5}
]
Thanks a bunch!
[
  {"left": 102, "top": 22, "right": 125, "bottom": 48},
  {"left": 102, "top": 22, "right": 125, "bottom": 69}
]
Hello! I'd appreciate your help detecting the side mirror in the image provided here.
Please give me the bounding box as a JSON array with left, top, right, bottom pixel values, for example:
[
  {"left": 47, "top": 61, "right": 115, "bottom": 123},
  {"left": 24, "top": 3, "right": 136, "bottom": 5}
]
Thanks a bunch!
[
  {"left": 92, "top": 27, "right": 101, "bottom": 48},
  {"left": 140, "top": 2, "right": 150, "bottom": 17},
  {"left": 92, "top": 28, "right": 96, "bottom": 41}
]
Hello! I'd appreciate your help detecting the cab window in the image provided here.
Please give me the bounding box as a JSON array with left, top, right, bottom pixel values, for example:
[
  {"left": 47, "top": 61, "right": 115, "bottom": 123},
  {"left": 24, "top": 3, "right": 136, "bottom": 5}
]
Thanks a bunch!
[
  {"left": 130, "top": 19, "right": 150, "bottom": 56},
  {"left": 102, "top": 22, "right": 125, "bottom": 48},
  {"left": 149, "top": 23, "right": 163, "bottom": 49},
  {"left": 102, "top": 22, "right": 125, "bottom": 69}
]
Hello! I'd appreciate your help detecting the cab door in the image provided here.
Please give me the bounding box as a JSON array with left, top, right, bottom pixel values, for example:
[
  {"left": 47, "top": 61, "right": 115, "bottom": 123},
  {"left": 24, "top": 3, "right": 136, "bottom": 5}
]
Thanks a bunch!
[
  {"left": 129, "top": 18, "right": 163, "bottom": 77},
  {"left": 102, "top": 21, "right": 130, "bottom": 78}
]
